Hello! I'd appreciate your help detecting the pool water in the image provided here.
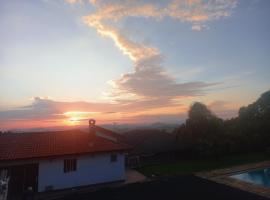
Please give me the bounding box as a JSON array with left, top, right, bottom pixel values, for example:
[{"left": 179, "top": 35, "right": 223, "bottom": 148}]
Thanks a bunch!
[{"left": 230, "top": 168, "right": 270, "bottom": 188}]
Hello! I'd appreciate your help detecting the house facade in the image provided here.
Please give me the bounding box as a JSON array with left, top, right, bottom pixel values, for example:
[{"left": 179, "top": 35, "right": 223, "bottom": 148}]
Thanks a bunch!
[
  {"left": 38, "top": 153, "right": 125, "bottom": 191},
  {"left": 0, "top": 120, "right": 131, "bottom": 199}
]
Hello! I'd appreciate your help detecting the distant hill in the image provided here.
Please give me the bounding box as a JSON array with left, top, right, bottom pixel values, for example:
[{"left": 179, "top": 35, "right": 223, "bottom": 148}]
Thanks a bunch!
[
  {"left": 7, "top": 122, "right": 181, "bottom": 134},
  {"left": 122, "top": 129, "right": 179, "bottom": 155},
  {"left": 102, "top": 122, "right": 181, "bottom": 134}
]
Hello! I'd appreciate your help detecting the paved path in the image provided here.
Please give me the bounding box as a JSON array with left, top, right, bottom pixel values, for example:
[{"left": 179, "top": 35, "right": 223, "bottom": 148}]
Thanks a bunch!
[
  {"left": 124, "top": 169, "right": 147, "bottom": 184},
  {"left": 36, "top": 169, "right": 147, "bottom": 200},
  {"left": 55, "top": 175, "right": 268, "bottom": 200}
]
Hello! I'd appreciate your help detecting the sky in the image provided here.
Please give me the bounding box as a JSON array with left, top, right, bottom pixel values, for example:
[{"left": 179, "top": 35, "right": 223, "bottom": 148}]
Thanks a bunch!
[{"left": 0, "top": 0, "right": 269, "bottom": 130}]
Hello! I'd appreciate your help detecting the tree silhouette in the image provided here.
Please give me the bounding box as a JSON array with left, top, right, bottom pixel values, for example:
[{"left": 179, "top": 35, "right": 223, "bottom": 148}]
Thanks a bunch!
[
  {"left": 177, "top": 102, "right": 224, "bottom": 158},
  {"left": 176, "top": 90, "right": 270, "bottom": 158}
]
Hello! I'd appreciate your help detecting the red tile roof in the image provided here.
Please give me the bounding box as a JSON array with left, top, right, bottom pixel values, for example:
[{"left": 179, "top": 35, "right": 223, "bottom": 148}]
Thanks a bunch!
[
  {"left": 0, "top": 127, "right": 132, "bottom": 162},
  {"left": 95, "top": 126, "right": 126, "bottom": 142}
]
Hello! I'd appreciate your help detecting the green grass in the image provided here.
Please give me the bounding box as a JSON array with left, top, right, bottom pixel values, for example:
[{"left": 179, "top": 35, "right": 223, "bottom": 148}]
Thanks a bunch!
[{"left": 137, "top": 154, "right": 270, "bottom": 177}]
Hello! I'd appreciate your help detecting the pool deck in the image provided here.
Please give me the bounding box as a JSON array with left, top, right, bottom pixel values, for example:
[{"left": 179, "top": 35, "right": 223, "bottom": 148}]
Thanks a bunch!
[{"left": 195, "top": 161, "right": 270, "bottom": 199}]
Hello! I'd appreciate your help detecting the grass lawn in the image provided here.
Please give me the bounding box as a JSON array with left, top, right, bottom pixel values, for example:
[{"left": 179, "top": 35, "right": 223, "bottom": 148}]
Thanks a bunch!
[{"left": 137, "top": 153, "right": 270, "bottom": 176}]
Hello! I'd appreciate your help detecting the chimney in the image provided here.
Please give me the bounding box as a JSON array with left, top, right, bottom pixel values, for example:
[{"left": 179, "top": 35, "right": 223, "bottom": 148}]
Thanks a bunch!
[{"left": 89, "top": 119, "right": 96, "bottom": 136}]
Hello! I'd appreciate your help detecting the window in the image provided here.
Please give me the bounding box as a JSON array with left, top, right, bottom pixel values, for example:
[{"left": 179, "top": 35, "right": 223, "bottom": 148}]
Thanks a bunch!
[
  {"left": 110, "top": 154, "right": 117, "bottom": 162},
  {"left": 64, "top": 159, "right": 77, "bottom": 173}
]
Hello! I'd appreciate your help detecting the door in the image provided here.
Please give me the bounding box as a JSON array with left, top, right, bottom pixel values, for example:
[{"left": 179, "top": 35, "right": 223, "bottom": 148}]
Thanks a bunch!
[
  {"left": 8, "top": 163, "right": 38, "bottom": 199},
  {"left": 0, "top": 168, "right": 9, "bottom": 200},
  {"left": 24, "top": 164, "right": 38, "bottom": 192}
]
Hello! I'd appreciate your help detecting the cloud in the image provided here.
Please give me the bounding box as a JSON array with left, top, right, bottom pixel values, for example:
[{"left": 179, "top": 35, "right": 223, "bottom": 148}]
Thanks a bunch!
[
  {"left": 0, "top": 96, "right": 187, "bottom": 130},
  {"left": 83, "top": 0, "right": 237, "bottom": 27},
  {"left": 82, "top": 16, "right": 159, "bottom": 62},
  {"left": 0, "top": 96, "right": 179, "bottom": 121},
  {"left": 191, "top": 24, "right": 209, "bottom": 31},
  {"left": 81, "top": 0, "right": 234, "bottom": 102},
  {"left": 65, "top": 0, "right": 81, "bottom": 3},
  {"left": 111, "top": 65, "right": 217, "bottom": 99},
  {"left": 0, "top": 97, "right": 238, "bottom": 130},
  {"left": 65, "top": 0, "right": 76, "bottom": 3},
  {"left": 0, "top": 1, "right": 238, "bottom": 129}
]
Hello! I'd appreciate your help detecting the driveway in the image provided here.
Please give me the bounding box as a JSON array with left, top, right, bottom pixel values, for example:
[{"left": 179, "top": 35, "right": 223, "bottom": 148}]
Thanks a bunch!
[
  {"left": 124, "top": 169, "right": 147, "bottom": 184},
  {"left": 55, "top": 175, "right": 268, "bottom": 200}
]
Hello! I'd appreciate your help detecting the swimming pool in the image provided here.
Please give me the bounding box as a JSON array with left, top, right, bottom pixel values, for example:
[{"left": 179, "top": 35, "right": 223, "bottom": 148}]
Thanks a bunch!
[{"left": 230, "top": 167, "right": 270, "bottom": 188}]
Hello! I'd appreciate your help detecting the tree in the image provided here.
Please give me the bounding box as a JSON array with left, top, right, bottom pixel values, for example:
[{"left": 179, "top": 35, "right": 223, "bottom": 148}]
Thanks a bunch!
[
  {"left": 188, "top": 102, "right": 213, "bottom": 122},
  {"left": 176, "top": 90, "right": 270, "bottom": 158},
  {"left": 177, "top": 102, "right": 224, "bottom": 158},
  {"left": 186, "top": 102, "right": 222, "bottom": 137},
  {"left": 237, "top": 90, "right": 270, "bottom": 152}
]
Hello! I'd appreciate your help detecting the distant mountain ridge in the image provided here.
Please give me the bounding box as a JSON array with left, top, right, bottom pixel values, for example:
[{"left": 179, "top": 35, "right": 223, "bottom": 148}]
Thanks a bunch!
[
  {"left": 122, "top": 129, "right": 179, "bottom": 155},
  {"left": 102, "top": 122, "right": 181, "bottom": 133},
  {"left": 6, "top": 122, "right": 181, "bottom": 134}
]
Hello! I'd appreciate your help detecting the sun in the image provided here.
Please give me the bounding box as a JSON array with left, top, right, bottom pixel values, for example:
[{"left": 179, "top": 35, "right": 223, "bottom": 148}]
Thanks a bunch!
[
  {"left": 63, "top": 111, "right": 100, "bottom": 126},
  {"left": 67, "top": 117, "right": 80, "bottom": 126},
  {"left": 69, "top": 117, "right": 79, "bottom": 122}
]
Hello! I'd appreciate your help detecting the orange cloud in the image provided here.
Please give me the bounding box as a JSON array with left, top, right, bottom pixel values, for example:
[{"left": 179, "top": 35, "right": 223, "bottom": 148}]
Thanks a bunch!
[
  {"left": 190, "top": 15, "right": 209, "bottom": 21},
  {"left": 0, "top": 96, "right": 240, "bottom": 130},
  {"left": 81, "top": 0, "right": 226, "bottom": 104}
]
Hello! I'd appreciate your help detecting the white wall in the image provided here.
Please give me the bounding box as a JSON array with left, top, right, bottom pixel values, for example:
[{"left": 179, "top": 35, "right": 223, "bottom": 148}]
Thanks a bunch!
[{"left": 38, "top": 153, "right": 125, "bottom": 192}]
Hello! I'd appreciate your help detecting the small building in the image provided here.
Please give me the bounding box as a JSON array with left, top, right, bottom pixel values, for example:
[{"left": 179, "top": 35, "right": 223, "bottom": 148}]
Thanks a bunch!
[{"left": 0, "top": 120, "right": 131, "bottom": 199}]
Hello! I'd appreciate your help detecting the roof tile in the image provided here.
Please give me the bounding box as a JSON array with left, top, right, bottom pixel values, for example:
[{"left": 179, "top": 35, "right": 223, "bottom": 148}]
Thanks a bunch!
[{"left": 0, "top": 127, "right": 131, "bottom": 161}]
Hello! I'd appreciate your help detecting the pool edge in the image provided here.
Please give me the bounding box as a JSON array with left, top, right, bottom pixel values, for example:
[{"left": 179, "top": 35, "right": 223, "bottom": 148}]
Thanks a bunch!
[{"left": 195, "top": 161, "right": 270, "bottom": 199}]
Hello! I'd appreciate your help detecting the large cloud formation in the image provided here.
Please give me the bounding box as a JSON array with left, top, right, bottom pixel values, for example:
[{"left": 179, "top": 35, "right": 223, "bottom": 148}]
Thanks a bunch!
[
  {"left": 81, "top": 0, "right": 236, "bottom": 102},
  {"left": 0, "top": 0, "right": 238, "bottom": 129},
  {"left": 0, "top": 97, "right": 187, "bottom": 129}
]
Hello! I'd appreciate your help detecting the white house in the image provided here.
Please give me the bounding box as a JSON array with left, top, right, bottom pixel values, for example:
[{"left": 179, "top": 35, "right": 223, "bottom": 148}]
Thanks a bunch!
[{"left": 0, "top": 120, "right": 131, "bottom": 199}]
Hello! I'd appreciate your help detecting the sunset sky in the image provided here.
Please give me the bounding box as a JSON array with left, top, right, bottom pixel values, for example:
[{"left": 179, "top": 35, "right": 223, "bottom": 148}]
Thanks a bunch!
[{"left": 0, "top": 0, "right": 269, "bottom": 130}]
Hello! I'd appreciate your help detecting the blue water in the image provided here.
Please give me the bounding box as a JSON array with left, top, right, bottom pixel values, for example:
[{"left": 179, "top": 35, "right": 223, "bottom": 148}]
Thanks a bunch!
[{"left": 231, "top": 168, "right": 270, "bottom": 187}]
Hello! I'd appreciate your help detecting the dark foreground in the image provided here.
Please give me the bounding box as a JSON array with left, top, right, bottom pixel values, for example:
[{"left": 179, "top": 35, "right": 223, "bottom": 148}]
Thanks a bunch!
[{"left": 56, "top": 175, "right": 268, "bottom": 200}]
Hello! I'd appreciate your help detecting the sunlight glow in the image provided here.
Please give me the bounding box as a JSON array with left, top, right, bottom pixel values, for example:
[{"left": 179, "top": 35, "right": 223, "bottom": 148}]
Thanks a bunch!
[
  {"left": 69, "top": 117, "right": 80, "bottom": 124},
  {"left": 64, "top": 111, "right": 100, "bottom": 126}
]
